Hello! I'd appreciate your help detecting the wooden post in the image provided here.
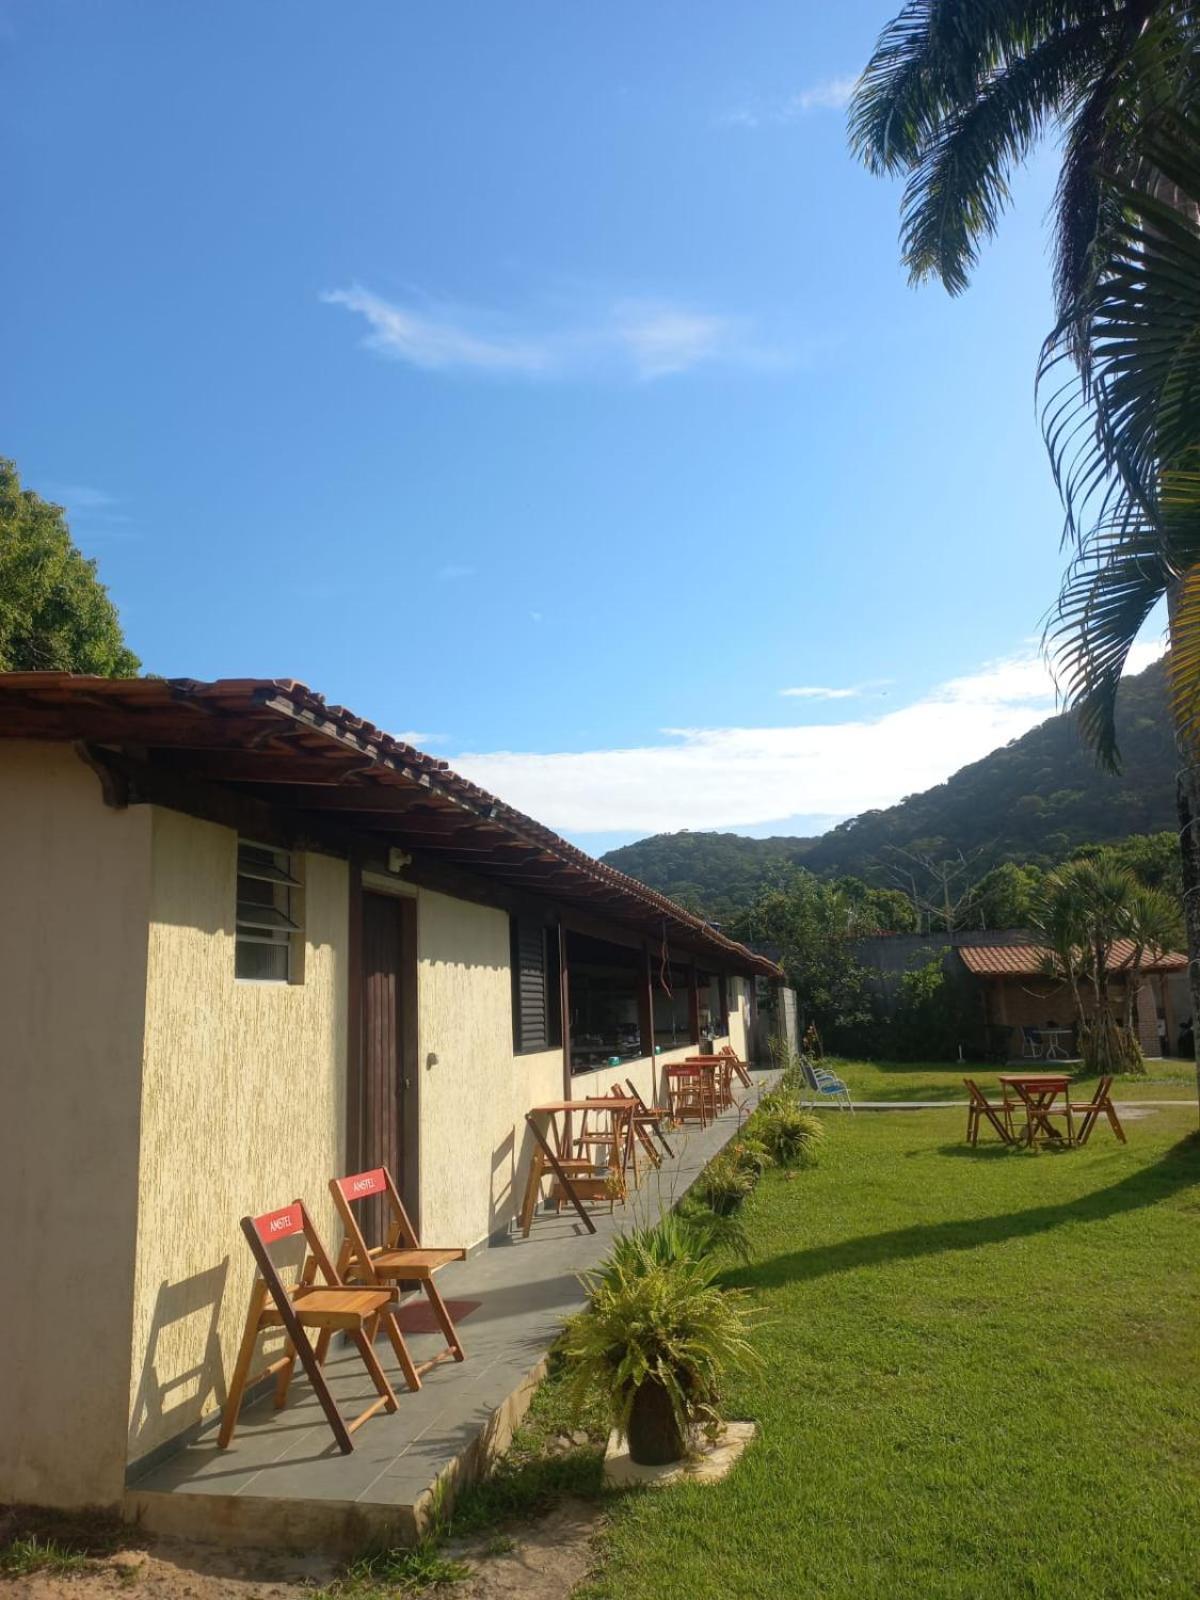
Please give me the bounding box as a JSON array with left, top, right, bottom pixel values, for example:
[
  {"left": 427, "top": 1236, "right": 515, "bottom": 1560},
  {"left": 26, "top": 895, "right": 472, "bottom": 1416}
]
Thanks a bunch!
[
  {"left": 559, "top": 922, "right": 572, "bottom": 1096},
  {"left": 688, "top": 963, "right": 701, "bottom": 1046},
  {"left": 639, "top": 944, "right": 655, "bottom": 1063}
]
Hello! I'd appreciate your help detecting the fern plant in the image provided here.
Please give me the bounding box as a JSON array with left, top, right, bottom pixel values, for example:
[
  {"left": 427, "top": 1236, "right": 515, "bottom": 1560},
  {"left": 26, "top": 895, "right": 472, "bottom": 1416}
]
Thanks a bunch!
[
  {"left": 754, "top": 1103, "right": 825, "bottom": 1168},
  {"left": 562, "top": 1233, "right": 761, "bottom": 1464}
]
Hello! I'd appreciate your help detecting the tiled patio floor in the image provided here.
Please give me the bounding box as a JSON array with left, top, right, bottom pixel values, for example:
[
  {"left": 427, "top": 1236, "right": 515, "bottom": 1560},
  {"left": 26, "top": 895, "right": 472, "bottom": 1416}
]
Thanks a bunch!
[{"left": 126, "top": 1072, "right": 777, "bottom": 1554}]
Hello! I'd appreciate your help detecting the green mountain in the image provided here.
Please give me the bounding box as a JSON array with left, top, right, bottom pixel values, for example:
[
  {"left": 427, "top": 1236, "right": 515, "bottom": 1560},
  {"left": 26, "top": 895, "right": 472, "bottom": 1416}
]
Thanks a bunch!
[{"left": 601, "top": 660, "right": 1176, "bottom": 916}]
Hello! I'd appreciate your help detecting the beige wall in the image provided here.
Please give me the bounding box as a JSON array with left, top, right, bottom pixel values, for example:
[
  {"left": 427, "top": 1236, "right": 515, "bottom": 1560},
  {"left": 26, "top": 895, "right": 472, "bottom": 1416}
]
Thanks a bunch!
[
  {"left": 414, "top": 888, "right": 562, "bottom": 1247},
  {"left": 0, "top": 743, "right": 152, "bottom": 1507},
  {"left": 127, "top": 811, "right": 349, "bottom": 1467}
]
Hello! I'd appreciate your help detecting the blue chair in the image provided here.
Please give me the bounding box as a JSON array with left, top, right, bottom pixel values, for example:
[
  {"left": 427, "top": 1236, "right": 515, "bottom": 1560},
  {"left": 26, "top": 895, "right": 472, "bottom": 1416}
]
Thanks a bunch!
[{"left": 800, "top": 1055, "right": 854, "bottom": 1112}]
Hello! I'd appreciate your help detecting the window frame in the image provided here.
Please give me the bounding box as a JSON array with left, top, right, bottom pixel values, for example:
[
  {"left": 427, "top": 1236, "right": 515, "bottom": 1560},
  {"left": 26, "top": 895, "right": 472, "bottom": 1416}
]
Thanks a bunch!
[{"left": 235, "top": 838, "right": 304, "bottom": 984}]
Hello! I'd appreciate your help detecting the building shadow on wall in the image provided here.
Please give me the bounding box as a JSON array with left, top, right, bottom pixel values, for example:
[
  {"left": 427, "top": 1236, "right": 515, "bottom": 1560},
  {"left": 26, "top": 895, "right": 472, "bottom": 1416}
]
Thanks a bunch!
[
  {"left": 490, "top": 1126, "right": 517, "bottom": 1239},
  {"left": 127, "top": 1261, "right": 230, "bottom": 1462}
]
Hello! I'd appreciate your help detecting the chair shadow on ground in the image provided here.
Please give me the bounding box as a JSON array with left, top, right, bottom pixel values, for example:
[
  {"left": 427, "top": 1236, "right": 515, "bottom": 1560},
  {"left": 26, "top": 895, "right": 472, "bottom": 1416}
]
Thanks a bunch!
[{"left": 724, "top": 1134, "right": 1200, "bottom": 1294}]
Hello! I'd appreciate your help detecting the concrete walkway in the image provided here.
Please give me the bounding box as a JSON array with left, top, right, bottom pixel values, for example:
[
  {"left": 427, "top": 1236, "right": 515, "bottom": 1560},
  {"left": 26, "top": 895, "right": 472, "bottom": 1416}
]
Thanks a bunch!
[{"left": 126, "top": 1071, "right": 778, "bottom": 1555}]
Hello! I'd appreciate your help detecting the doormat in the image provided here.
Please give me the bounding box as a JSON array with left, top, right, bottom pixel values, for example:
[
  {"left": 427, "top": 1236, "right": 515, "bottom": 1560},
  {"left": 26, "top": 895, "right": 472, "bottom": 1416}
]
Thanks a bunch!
[{"left": 391, "top": 1298, "right": 482, "bottom": 1334}]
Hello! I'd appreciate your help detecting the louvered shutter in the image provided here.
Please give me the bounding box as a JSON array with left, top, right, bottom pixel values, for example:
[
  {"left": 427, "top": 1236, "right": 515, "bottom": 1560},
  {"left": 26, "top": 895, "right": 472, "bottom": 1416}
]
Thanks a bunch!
[{"left": 512, "top": 919, "right": 549, "bottom": 1052}]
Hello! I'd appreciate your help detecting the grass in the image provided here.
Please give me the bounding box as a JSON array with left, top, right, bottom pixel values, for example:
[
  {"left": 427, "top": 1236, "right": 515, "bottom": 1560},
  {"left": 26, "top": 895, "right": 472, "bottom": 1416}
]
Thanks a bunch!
[
  {"left": 0, "top": 1534, "right": 92, "bottom": 1577},
  {"left": 578, "top": 1102, "right": 1200, "bottom": 1600},
  {"left": 0, "top": 1506, "right": 130, "bottom": 1579},
  {"left": 829, "top": 1055, "right": 1200, "bottom": 1105}
]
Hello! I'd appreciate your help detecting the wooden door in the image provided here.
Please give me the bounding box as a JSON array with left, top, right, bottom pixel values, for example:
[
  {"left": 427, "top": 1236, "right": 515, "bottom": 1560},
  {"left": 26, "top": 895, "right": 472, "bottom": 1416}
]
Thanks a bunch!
[{"left": 361, "top": 892, "right": 417, "bottom": 1241}]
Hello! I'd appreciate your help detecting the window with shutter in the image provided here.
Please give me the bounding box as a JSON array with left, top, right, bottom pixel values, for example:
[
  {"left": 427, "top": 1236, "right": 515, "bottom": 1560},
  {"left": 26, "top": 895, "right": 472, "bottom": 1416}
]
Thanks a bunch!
[{"left": 510, "top": 917, "right": 561, "bottom": 1053}]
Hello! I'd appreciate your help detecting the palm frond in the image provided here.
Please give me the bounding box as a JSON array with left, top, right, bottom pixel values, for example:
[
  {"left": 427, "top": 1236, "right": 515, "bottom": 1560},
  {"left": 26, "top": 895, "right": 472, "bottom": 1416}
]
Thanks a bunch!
[
  {"left": 1165, "top": 483, "right": 1200, "bottom": 757},
  {"left": 1045, "top": 110, "right": 1200, "bottom": 766},
  {"left": 1049, "top": 518, "right": 1173, "bottom": 766},
  {"left": 898, "top": 19, "right": 1108, "bottom": 291},
  {"left": 849, "top": 0, "right": 1086, "bottom": 176}
]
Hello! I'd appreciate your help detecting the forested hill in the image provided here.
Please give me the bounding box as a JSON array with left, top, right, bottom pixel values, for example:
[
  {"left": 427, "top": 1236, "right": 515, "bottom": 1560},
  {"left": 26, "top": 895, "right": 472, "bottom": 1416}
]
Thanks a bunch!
[{"left": 601, "top": 659, "right": 1176, "bottom": 915}]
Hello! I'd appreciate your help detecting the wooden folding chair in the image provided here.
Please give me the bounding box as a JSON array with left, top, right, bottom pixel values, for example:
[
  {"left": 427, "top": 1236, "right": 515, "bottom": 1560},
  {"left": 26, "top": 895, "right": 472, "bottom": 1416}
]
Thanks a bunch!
[
  {"left": 718, "top": 1044, "right": 754, "bottom": 1089},
  {"left": 963, "top": 1080, "right": 1014, "bottom": 1146},
  {"left": 219, "top": 1200, "right": 418, "bottom": 1454},
  {"left": 605, "top": 1083, "right": 661, "bottom": 1182},
  {"left": 1069, "top": 1076, "right": 1127, "bottom": 1145},
  {"left": 667, "top": 1063, "right": 709, "bottom": 1127},
  {"left": 329, "top": 1167, "right": 468, "bottom": 1377},
  {"left": 624, "top": 1077, "right": 675, "bottom": 1159}
]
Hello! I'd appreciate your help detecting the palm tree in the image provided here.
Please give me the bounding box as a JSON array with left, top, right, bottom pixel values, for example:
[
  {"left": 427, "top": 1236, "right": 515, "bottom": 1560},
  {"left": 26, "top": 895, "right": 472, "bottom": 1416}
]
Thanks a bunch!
[
  {"left": 851, "top": 5, "right": 1200, "bottom": 1105},
  {"left": 1034, "top": 858, "right": 1153, "bottom": 1073},
  {"left": 848, "top": 2, "right": 1196, "bottom": 314},
  {"left": 1040, "top": 111, "right": 1200, "bottom": 1090},
  {"left": 1122, "top": 881, "right": 1183, "bottom": 1038}
]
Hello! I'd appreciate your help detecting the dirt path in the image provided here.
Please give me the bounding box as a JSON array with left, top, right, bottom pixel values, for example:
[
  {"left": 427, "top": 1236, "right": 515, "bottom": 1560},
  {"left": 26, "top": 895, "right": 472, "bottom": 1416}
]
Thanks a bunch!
[{"left": 0, "top": 1502, "right": 604, "bottom": 1600}]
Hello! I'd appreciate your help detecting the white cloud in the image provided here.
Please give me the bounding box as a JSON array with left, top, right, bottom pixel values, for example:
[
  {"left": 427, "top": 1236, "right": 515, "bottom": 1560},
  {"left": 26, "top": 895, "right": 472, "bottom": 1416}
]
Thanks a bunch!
[
  {"left": 394, "top": 731, "right": 448, "bottom": 748},
  {"left": 779, "top": 679, "right": 891, "bottom": 701},
  {"left": 720, "top": 74, "right": 858, "bottom": 129},
  {"left": 322, "top": 287, "right": 549, "bottom": 374},
  {"left": 448, "top": 642, "right": 1166, "bottom": 838},
  {"left": 789, "top": 75, "right": 858, "bottom": 113},
  {"left": 612, "top": 300, "right": 737, "bottom": 380},
  {"left": 437, "top": 564, "right": 476, "bottom": 581},
  {"left": 41, "top": 481, "right": 117, "bottom": 510},
  {"left": 324, "top": 285, "right": 770, "bottom": 381}
]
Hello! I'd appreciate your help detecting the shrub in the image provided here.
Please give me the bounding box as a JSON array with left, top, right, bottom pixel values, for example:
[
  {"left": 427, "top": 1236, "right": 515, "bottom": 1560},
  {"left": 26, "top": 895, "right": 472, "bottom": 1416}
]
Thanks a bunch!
[
  {"left": 754, "top": 1103, "right": 825, "bottom": 1168},
  {"left": 562, "top": 1233, "right": 761, "bottom": 1464},
  {"left": 695, "top": 1150, "right": 757, "bottom": 1214}
]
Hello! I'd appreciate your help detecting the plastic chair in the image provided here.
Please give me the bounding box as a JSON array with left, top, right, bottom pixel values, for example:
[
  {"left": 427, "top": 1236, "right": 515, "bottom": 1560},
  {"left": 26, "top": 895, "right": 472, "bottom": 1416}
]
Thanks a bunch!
[{"left": 800, "top": 1055, "right": 854, "bottom": 1111}]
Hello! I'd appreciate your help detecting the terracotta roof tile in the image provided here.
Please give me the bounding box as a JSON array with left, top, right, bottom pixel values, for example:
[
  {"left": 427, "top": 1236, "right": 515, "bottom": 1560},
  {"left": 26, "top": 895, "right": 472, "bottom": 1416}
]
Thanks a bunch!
[{"left": 959, "top": 940, "right": 1186, "bottom": 977}]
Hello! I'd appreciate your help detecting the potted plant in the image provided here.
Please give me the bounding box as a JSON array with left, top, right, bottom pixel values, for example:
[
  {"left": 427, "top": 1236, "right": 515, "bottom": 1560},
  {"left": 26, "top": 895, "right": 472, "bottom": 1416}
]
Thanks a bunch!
[{"left": 562, "top": 1231, "right": 760, "bottom": 1466}]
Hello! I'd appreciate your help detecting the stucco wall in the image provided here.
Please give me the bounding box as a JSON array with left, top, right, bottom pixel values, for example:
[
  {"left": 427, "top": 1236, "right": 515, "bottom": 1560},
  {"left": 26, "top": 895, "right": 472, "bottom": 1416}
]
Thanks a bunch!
[
  {"left": 0, "top": 743, "right": 152, "bottom": 1507},
  {"left": 127, "top": 811, "right": 349, "bottom": 1468},
  {"left": 727, "top": 977, "right": 750, "bottom": 1062},
  {"left": 415, "top": 888, "right": 563, "bottom": 1247}
]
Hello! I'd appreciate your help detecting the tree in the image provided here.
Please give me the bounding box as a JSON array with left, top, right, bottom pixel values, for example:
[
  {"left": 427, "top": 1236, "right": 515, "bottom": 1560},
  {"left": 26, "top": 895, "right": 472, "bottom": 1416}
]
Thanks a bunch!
[
  {"left": 970, "top": 861, "right": 1045, "bottom": 928},
  {"left": 848, "top": 2, "right": 1194, "bottom": 315},
  {"left": 1038, "top": 112, "right": 1200, "bottom": 1101},
  {"left": 1032, "top": 859, "right": 1182, "bottom": 1076},
  {"left": 730, "top": 874, "right": 876, "bottom": 1044},
  {"left": 879, "top": 844, "right": 986, "bottom": 931},
  {"left": 851, "top": 5, "right": 1200, "bottom": 1110},
  {"left": 0, "top": 458, "right": 140, "bottom": 675}
]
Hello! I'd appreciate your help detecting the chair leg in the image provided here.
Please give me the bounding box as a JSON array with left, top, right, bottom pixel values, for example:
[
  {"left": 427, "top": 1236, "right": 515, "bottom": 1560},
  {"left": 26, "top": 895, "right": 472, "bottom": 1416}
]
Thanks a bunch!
[
  {"left": 1105, "top": 1101, "right": 1127, "bottom": 1143},
  {"left": 350, "top": 1328, "right": 399, "bottom": 1414},
  {"left": 274, "top": 1336, "right": 298, "bottom": 1410},
  {"left": 423, "top": 1276, "right": 466, "bottom": 1362},
  {"left": 380, "top": 1309, "right": 423, "bottom": 1393},
  {"left": 218, "top": 1284, "right": 268, "bottom": 1448}
]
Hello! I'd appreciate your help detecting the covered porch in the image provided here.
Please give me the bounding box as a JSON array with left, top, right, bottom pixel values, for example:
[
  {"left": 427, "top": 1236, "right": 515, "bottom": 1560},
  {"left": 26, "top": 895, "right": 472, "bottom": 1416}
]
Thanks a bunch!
[{"left": 125, "top": 1069, "right": 778, "bottom": 1555}]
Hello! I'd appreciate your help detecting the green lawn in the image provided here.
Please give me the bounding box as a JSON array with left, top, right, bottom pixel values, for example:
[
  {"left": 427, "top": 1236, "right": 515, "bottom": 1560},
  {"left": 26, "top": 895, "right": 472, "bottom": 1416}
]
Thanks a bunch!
[
  {"left": 581, "top": 1105, "right": 1200, "bottom": 1600},
  {"left": 829, "top": 1056, "right": 1200, "bottom": 1105}
]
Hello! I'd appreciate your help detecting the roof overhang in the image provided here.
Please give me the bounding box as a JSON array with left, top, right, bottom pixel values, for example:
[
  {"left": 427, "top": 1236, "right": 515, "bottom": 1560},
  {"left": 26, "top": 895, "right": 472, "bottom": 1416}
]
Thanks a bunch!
[
  {"left": 0, "top": 674, "right": 782, "bottom": 978},
  {"left": 958, "top": 941, "right": 1187, "bottom": 978}
]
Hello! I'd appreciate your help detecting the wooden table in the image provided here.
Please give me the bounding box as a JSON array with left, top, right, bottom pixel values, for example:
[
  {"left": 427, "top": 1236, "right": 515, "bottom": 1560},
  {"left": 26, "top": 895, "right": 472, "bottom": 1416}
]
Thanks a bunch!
[
  {"left": 518, "top": 1098, "right": 640, "bottom": 1237},
  {"left": 999, "top": 1072, "right": 1074, "bottom": 1146}
]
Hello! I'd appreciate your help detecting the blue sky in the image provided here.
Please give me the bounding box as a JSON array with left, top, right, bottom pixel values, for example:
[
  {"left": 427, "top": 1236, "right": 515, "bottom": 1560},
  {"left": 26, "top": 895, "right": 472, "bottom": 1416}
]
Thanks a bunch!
[{"left": 2, "top": 2, "right": 1164, "bottom": 853}]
